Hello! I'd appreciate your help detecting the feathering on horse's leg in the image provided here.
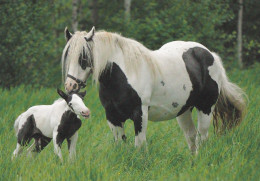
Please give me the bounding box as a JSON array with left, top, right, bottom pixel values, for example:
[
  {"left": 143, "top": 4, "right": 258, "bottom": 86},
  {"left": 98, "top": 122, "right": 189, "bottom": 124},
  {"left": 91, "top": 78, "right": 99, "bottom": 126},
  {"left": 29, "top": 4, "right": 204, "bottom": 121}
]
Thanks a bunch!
[
  {"left": 134, "top": 106, "right": 148, "bottom": 148},
  {"left": 177, "top": 109, "right": 197, "bottom": 153},
  {"left": 107, "top": 120, "right": 126, "bottom": 142},
  {"left": 196, "top": 106, "right": 214, "bottom": 153}
]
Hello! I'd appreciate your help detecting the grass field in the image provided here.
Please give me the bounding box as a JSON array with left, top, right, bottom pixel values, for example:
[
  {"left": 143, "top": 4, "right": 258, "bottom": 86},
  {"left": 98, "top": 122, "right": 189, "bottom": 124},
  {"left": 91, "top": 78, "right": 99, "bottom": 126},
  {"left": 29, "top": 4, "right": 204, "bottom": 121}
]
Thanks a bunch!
[{"left": 0, "top": 64, "right": 259, "bottom": 181}]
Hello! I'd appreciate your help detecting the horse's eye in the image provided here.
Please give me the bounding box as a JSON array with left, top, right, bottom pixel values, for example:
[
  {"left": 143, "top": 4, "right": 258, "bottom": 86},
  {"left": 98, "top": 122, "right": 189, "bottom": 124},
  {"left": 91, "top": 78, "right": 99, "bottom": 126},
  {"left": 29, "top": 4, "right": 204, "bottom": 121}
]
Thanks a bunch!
[{"left": 78, "top": 53, "right": 87, "bottom": 70}]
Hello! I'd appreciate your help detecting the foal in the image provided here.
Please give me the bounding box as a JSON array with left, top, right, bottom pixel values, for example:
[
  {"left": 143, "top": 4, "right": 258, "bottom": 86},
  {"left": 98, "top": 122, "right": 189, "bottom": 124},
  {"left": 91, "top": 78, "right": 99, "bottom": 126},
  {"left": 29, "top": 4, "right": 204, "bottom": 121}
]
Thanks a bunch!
[{"left": 12, "top": 89, "right": 90, "bottom": 161}]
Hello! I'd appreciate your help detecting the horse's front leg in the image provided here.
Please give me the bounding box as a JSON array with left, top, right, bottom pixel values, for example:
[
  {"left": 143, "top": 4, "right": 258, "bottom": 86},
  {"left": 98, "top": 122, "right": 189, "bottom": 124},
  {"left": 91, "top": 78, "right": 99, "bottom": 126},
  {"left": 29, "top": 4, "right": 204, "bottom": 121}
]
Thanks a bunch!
[
  {"left": 107, "top": 121, "right": 126, "bottom": 142},
  {"left": 133, "top": 105, "right": 148, "bottom": 147}
]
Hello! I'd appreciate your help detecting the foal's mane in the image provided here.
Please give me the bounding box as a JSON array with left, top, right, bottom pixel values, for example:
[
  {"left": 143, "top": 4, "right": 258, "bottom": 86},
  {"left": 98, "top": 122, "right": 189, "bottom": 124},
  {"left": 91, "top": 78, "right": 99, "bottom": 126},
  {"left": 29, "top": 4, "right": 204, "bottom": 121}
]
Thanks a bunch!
[{"left": 62, "top": 30, "right": 160, "bottom": 84}]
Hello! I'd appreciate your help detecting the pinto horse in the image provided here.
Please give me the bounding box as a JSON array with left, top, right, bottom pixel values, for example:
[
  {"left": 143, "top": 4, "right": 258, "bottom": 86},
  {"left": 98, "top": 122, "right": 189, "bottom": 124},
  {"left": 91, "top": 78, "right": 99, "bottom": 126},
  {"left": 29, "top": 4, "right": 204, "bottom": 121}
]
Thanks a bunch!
[
  {"left": 62, "top": 27, "right": 246, "bottom": 152},
  {"left": 12, "top": 89, "right": 90, "bottom": 161}
]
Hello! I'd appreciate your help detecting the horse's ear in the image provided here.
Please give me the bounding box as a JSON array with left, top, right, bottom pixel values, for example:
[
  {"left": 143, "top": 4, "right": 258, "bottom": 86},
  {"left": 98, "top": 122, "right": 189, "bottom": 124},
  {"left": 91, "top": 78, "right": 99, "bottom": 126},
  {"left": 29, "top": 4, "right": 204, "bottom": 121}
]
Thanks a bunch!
[
  {"left": 57, "top": 88, "right": 68, "bottom": 100},
  {"left": 85, "top": 26, "right": 95, "bottom": 41},
  {"left": 78, "top": 90, "right": 86, "bottom": 99},
  {"left": 64, "top": 27, "right": 72, "bottom": 41}
]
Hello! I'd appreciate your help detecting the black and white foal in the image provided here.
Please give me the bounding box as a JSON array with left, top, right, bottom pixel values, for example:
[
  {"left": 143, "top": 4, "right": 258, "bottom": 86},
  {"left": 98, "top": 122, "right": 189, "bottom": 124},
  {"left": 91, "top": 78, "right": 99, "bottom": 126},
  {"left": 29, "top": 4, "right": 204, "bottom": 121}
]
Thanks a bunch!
[{"left": 12, "top": 89, "right": 90, "bottom": 161}]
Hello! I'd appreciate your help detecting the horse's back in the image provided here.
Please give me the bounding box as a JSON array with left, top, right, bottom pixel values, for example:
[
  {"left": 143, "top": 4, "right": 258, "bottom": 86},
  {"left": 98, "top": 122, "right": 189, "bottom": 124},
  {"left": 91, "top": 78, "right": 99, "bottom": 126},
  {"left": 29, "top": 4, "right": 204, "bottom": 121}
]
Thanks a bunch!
[
  {"left": 159, "top": 41, "right": 208, "bottom": 52},
  {"left": 148, "top": 41, "right": 221, "bottom": 121},
  {"left": 17, "top": 105, "right": 53, "bottom": 138}
]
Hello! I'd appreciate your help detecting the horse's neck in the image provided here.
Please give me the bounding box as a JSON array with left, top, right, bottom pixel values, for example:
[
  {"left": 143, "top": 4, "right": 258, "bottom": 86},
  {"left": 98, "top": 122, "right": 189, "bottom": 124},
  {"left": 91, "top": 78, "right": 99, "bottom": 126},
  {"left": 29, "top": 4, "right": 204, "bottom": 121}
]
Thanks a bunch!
[
  {"left": 52, "top": 99, "right": 69, "bottom": 114},
  {"left": 93, "top": 32, "right": 158, "bottom": 82}
]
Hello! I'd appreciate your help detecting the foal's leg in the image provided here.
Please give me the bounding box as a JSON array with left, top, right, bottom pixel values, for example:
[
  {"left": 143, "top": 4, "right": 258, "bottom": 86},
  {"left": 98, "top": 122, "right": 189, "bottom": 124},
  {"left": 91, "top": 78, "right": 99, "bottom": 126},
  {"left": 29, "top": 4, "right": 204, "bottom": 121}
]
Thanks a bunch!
[
  {"left": 107, "top": 121, "right": 126, "bottom": 142},
  {"left": 196, "top": 108, "right": 214, "bottom": 152},
  {"left": 133, "top": 105, "right": 148, "bottom": 147},
  {"left": 53, "top": 128, "right": 63, "bottom": 161},
  {"left": 26, "top": 140, "right": 36, "bottom": 157},
  {"left": 12, "top": 143, "right": 23, "bottom": 160},
  {"left": 177, "top": 109, "right": 197, "bottom": 153},
  {"left": 67, "top": 132, "right": 78, "bottom": 161}
]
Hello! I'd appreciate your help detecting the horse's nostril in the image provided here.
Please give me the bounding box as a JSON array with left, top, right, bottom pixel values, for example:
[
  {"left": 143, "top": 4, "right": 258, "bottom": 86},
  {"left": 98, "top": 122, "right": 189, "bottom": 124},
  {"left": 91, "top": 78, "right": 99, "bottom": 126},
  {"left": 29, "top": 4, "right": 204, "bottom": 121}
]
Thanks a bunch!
[{"left": 73, "top": 84, "right": 77, "bottom": 89}]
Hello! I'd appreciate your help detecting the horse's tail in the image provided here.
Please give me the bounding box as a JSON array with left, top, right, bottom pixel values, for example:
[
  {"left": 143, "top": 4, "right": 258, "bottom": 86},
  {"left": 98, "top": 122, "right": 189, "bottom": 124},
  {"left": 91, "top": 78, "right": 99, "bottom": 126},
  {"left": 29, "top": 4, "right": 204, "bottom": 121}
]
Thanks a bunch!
[{"left": 212, "top": 53, "right": 247, "bottom": 133}]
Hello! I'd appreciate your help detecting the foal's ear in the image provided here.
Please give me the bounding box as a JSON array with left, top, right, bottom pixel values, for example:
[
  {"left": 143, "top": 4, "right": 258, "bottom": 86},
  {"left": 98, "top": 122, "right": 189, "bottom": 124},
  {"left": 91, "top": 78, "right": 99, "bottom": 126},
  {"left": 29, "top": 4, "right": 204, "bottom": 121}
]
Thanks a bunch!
[
  {"left": 85, "top": 26, "right": 95, "bottom": 41},
  {"left": 78, "top": 90, "right": 86, "bottom": 99},
  {"left": 57, "top": 88, "right": 68, "bottom": 100},
  {"left": 64, "top": 27, "right": 72, "bottom": 41}
]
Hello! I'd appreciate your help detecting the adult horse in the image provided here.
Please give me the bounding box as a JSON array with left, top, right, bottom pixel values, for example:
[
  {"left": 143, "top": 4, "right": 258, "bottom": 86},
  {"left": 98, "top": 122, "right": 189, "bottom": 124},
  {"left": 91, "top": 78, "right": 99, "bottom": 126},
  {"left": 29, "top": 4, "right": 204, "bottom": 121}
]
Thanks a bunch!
[{"left": 61, "top": 27, "right": 246, "bottom": 152}]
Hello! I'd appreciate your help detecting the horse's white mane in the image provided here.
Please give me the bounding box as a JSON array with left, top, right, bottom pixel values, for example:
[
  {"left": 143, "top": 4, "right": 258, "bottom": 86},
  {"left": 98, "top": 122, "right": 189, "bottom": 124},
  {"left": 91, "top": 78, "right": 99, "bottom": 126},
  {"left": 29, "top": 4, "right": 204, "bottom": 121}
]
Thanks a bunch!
[
  {"left": 62, "top": 30, "right": 160, "bottom": 84},
  {"left": 92, "top": 31, "right": 161, "bottom": 82}
]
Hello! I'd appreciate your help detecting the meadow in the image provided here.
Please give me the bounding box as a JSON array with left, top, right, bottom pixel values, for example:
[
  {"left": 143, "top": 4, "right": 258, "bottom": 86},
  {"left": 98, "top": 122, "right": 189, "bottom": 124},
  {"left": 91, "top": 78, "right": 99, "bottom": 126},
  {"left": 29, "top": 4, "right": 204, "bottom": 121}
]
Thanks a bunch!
[{"left": 0, "top": 63, "right": 259, "bottom": 181}]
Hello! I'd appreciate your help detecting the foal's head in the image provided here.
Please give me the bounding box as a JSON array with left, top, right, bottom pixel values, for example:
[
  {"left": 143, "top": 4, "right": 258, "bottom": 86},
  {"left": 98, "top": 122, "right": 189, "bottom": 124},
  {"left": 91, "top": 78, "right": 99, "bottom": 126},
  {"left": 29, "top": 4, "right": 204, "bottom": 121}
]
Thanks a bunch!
[{"left": 57, "top": 89, "right": 90, "bottom": 118}]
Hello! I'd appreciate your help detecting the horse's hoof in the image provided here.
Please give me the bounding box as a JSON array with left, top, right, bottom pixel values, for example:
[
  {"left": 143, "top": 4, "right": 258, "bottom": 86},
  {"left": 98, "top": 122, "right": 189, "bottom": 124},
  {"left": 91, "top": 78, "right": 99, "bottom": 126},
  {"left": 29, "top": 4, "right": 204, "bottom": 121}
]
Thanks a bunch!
[{"left": 122, "top": 135, "right": 127, "bottom": 142}]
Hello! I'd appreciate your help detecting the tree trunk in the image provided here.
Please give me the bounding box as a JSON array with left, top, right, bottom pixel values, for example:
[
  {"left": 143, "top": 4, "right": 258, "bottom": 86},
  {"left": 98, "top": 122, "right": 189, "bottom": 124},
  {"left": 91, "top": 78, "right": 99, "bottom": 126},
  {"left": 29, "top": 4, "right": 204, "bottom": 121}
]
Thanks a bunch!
[
  {"left": 91, "top": 0, "right": 98, "bottom": 26},
  {"left": 124, "top": 0, "right": 131, "bottom": 21},
  {"left": 72, "top": 0, "right": 80, "bottom": 32},
  {"left": 237, "top": 0, "right": 243, "bottom": 68}
]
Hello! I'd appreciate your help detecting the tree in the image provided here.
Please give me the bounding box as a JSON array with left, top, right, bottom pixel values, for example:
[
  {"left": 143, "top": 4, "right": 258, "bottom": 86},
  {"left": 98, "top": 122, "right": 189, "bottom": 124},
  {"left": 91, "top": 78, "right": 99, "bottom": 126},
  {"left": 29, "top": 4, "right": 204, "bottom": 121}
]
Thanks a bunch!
[
  {"left": 90, "top": 0, "right": 99, "bottom": 26},
  {"left": 72, "top": 0, "right": 80, "bottom": 32},
  {"left": 124, "top": 0, "right": 131, "bottom": 21},
  {"left": 237, "top": 0, "right": 243, "bottom": 68}
]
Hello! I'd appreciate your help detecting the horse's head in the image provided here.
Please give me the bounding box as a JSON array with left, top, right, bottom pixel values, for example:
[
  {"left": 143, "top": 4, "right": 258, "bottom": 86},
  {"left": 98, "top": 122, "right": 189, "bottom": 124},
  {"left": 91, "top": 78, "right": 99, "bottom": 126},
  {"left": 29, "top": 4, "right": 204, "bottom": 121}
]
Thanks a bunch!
[
  {"left": 62, "top": 27, "right": 95, "bottom": 93},
  {"left": 57, "top": 88, "right": 90, "bottom": 119}
]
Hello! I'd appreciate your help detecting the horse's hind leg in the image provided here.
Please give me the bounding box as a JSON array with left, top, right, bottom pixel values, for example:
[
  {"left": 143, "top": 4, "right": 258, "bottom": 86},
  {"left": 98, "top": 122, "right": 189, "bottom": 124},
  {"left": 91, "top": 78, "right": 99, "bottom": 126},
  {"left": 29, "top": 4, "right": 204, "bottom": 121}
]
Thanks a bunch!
[
  {"left": 177, "top": 109, "right": 197, "bottom": 153},
  {"left": 196, "top": 107, "right": 214, "bottom": 151}
]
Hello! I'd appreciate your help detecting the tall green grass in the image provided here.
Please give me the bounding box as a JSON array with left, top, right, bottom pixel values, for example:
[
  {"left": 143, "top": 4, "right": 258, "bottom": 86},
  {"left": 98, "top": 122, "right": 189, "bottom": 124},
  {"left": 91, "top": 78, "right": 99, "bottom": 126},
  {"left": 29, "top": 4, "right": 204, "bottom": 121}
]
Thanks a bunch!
[{"left": 0, "top": 64, "right": 259, "bottom": 180}]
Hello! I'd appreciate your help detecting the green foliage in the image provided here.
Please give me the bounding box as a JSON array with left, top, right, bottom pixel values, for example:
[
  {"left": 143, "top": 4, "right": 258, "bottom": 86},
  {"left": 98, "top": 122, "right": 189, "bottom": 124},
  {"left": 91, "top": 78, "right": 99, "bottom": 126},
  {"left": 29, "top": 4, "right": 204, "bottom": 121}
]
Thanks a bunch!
[
  {"left": 0, "top": 64, "right": 259, "bottom": 180},
  {"left": 0, "top": 0, "right": 259, "bottom": 88},
  {"left": 0, "top": 1, "right": 67, "bottom": 88}
]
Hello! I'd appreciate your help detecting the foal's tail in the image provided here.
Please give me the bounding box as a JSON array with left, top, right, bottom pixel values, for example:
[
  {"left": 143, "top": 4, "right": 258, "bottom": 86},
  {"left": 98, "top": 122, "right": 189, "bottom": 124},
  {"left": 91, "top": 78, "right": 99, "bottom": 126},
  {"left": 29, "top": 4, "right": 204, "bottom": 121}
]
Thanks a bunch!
[
  {"left": 212, "top": 53, "right": 247, "bottom": 133},
  {"left": 14, "top": 114, "right": 22, "bottom": 136}
]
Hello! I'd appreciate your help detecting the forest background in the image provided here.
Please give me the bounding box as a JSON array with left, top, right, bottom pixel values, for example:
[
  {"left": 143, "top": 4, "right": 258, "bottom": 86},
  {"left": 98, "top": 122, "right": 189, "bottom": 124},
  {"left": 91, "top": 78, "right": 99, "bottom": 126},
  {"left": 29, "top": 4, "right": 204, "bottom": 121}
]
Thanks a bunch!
[{"left": 0, "top": 0, "right": 259, "bottom": 88}]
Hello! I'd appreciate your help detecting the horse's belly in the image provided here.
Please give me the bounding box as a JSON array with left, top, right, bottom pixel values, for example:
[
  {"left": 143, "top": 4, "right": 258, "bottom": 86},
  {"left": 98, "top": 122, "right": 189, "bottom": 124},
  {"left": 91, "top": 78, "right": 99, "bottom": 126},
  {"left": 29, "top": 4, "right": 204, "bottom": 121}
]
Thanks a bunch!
[
  {"left": 147, "top": 73, "right": 192, "bottom": 121},
  {"left": 148, "top": 105, "right": 180, "bottom": 121}
]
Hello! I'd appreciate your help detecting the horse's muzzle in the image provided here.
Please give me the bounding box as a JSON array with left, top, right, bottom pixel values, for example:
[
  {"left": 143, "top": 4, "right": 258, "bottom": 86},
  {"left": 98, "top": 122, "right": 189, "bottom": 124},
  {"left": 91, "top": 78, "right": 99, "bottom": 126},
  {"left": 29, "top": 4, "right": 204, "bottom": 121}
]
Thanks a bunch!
[{"left": 65, "top": 79, "right": 79, "bottom": 93}]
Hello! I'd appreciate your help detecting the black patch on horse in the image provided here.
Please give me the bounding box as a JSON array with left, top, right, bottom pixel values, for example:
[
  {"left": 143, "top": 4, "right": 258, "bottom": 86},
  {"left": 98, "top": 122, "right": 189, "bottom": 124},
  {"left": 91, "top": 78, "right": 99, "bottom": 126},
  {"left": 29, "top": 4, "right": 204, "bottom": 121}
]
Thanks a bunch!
[
  {"left": 56, "top": 110, "right": 82, "bottom": 147},
  {"left": 172, "top": 102, "right": 179, "bottom": 108},
  {"left": 178, "top": 47, "right": 218, "bottom": 116},
  {"left": 78, "top": 47, "right": 88, "bottom": 70},
  {"left": 99, "top": 62, "right": 143, "bottom": 135},
  {"left": 34, "top": 134, "right": 52, "bottom": 152},
  {"left": 17, "top": 114, "right": 51, "bottom": 151},
  {"left": 161, "top": 81, "right": 165, "bottom": 86},
  {"left": 17, "top": 115, "right": 35, "bottom": 145},
  {"left": 64, "top": 45, "right": 70, "bottom": 60}
]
